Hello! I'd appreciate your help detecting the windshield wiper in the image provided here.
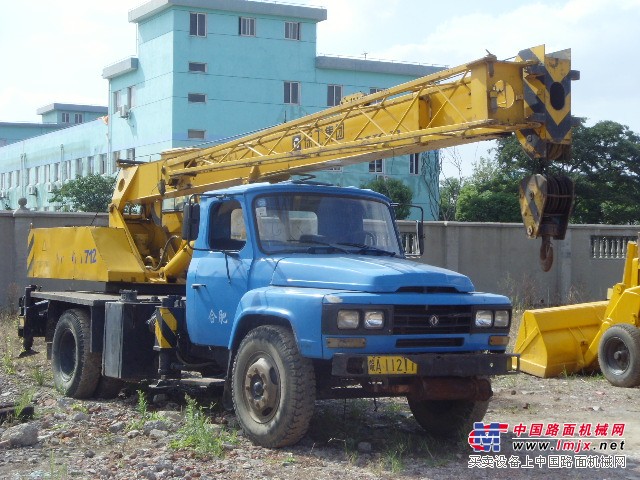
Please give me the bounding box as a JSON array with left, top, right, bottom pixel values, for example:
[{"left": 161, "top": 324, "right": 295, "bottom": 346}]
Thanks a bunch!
[
  {"left": 298, "top": 238, "right": 351, "bottom": 254},
  {"left": 337, "top": 243, "right": 397, "bottom": 257}
]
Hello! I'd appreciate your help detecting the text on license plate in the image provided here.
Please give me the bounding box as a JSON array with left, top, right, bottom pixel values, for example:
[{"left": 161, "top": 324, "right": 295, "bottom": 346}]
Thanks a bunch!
[{"left": 367, "top": 356, "right": 418, "bottom": 375}]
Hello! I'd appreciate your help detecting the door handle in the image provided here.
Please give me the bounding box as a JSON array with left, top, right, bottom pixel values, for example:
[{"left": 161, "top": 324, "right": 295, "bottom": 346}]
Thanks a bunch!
[{"left": 191, "top": 283, "right": 206, "bottom": 289}]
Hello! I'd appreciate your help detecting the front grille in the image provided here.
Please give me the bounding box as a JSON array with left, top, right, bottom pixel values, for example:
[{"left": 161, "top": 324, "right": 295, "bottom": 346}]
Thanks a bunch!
[
  {"left": 392, "top": 305, "right": 472, "bottom": 335},
  {"left": 396, "top": 338, "right": 463, "bottom": 348}
]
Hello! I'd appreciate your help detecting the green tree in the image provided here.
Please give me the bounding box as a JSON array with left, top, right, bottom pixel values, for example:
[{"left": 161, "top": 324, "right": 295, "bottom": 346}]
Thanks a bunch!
[
  {"left": 463, "top": 121, "right": 640, "bottom": 224},
  {"left": 567, "top": 121, "right": 640, "bottom": 224},
  {"left": 438, "top": 176, "right": 462, "bottom": 221},
  {"left": 360, "top": 177, "right": 413, "bottom": 219},
  {"left": 50, "top": 174, "right": 116, "bottom": 212},
  {"left": 455, "top": 157, "right": 522, "bottom": 222}
]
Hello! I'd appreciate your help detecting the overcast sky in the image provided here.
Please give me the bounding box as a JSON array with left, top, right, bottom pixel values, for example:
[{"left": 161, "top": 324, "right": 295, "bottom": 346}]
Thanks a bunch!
[{"left": 1, "top": 0, "right": 639, "bottom": 170}]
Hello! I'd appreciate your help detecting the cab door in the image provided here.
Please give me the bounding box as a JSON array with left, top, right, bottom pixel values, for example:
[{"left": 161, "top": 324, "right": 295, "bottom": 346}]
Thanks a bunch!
[{"left": 186, "top": 199, "right": 251, "bottom": 346}]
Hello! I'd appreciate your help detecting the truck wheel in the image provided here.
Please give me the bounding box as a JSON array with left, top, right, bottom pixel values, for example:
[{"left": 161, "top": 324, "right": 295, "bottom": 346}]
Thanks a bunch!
[
  {"left": 598, "top": 324, "right": 640, "bottom": 387},
  {"left": 51, "top": 309, "right": 100, "bottom": 399},
  {"left": 231, "top": 325, "right": 316, "bottom": 448},
  {"left": 407, "top": 398, "right": 489, "bottom": 438}
]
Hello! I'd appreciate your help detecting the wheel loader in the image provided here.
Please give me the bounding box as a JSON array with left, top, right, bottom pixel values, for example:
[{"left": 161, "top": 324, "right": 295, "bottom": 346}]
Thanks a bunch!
[{"left": 514, "top": 239, "right": 640, "bottom": 387}]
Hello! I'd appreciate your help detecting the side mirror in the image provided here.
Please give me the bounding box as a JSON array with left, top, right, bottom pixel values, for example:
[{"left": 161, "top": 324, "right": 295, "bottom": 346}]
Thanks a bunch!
[
  {"left": 393, "top": 203, "right": 424, "bottom": 258},
  {"left": 182, "top": 202, "right": 200, "bottom": 241}
]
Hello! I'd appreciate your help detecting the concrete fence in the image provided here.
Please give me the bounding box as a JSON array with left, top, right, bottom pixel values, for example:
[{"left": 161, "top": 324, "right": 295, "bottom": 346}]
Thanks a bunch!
[
  {"left": 0, "top": 209, "right": 636, "bottom": 309},
  {"left": 403, "top": 221, "right": 639, "bottom": 307},
  {"left": 0, "top": 208, "right": 108, "bottom": 311}
]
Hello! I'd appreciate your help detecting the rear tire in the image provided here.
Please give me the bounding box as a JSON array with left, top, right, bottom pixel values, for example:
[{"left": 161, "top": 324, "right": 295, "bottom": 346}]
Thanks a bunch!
[
  {"left": 51, "top": 309, "right": 100, "bottom": 399},
  {"left": 598, "top": 324, "right": 640, "bottom": 387},
  {"left": 408, "top": 398, "right": 489, "bottom": 438},
  {"left": 232, "top": 325, "right": 315, "bottom": 448}
]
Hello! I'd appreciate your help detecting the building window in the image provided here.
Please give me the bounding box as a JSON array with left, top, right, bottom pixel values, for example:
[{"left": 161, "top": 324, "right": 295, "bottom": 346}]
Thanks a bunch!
[
  {"left": 64, "top": 160, "right": 71, "bottom": 181},
  {"left": 52, "top": 163, "right": 59, "bottom": 182},
  {"left": 188, "top": 62, "right": 207, "bottom": 73},
  {"left": 127, "top": 86, "right": 136, "bottom": 107},
  {"left": 25, "top": 168, "right": 31, "bottom": 185},
  {"left": 43, "top": 164, "right": 50, "bottom": 183},
  {"left": 285, "top": 21, "right": 300, "bottom": 40},
  {"left": 112, "top": 151, "right": 120, "bottom": 172},
  {"left": 410, "top": 153, "right": 420, "bottom": 175},
  {"left": 99, "top": 154, "right": 107, "bottom": 174},
  {"left": 15, "top": 170, "right": 20, "bottom": 187},
  {"left": 188, "top": 130, "right": 206, "bottom": 140},
  {"left": 369, "top": 159, "right": 383, "bottom": 173},
  {"left": 370, "top": 87, "right": 383, "bottom": 94},
  {"left": 284, "top": 81, "right": 300, "bottom": 105},
  {"left": 188, "top": 93, "right": 206, "bottom": 103},
  {"left": 327, "top": 84, "right": 343, "bottom": 106},
  {"left": 61, "top": 113, "right": 70, "bottom": 123},
  {"left": 126, "top": 148, "right": 135, "bottom": 161},
  {"left": 34, "top": 167, "right": 39, "bottom": 184},
  {"left": 76, "top": 158, "right": 83, "bottom": 177},
  {"left": 190, "top": 12, "right": 206, "bottom": 37},
  {"left": 113, "top": 91, "right": 121, "bottom": 110},
  {"left": 239, "top": 17, "right": 256, "bottom": 36},
  {"left": 87, "top": 156, "right": 94, "bottom": 175}
]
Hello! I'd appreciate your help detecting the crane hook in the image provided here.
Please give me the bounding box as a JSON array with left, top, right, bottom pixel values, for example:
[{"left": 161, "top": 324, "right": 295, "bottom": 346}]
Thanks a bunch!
[{"left": 540, "top": 236, "right": 553, "bottom": 272}]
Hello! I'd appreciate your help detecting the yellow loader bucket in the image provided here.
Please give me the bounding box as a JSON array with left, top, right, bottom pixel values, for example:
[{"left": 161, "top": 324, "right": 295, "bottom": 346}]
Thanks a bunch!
[{"left": 514, "top": 301, "right": 607, "bottom": 377}]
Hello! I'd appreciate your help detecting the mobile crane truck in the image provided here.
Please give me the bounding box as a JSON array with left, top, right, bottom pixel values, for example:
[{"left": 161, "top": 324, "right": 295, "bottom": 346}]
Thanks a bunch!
[{"left": 19, "top": 46, "right": 577, "bottom": 447}]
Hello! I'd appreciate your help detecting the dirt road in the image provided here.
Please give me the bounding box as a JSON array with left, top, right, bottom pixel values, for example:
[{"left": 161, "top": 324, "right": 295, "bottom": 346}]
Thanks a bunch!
[{"left": 1, "top": 328, "right": 639, "bottom": 479}]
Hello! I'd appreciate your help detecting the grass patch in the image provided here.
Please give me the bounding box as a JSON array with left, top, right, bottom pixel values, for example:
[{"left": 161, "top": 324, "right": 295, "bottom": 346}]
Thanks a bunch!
[
  {"left": 14, "top": 389, "right": 35, "bottom": 418},
  {"left": 48, "top": 452, "right": 69, "bottom": 479},
  {"left": 128, "top": 390, "right": 160, "bottom": 431},
  {"left": 169, "top": 395, "right": 238, "bottom": 457},
  {"left": 0, "top": 315, "right": 18, "bottom": 375}
]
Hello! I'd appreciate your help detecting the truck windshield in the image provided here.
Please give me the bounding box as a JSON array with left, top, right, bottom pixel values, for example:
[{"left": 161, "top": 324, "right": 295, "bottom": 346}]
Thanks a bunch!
[{"left": 254, "top": 193, "right": 402, "bottom": 256}]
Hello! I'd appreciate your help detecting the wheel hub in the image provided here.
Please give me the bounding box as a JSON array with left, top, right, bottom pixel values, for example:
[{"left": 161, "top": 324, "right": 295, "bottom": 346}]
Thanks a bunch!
[
  {"left": 605, "top": 339, "right": 630, "bottom": 373},
  {"left": 243, "top": 357, "right": 280, "bottom": 423}
]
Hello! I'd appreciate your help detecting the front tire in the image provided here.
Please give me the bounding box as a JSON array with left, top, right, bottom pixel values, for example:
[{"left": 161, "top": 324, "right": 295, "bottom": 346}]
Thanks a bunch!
[
  {"left": 598, "top": 324, "right": 640, "bottom": 387},
  {"left": 51, "top": 309, "right": 100, "bottom": 398},
  {"left": 408, "top": 398, "right": 489, "bottom": 438},
  {"left": 231, "top": 325, "right": 315, "bottom": 447}
]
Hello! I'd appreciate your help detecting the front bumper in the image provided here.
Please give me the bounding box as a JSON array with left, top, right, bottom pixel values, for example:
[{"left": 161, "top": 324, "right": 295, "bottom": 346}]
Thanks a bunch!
[{"left": 331, "top": 352, "right": 519, "bottom": 377}]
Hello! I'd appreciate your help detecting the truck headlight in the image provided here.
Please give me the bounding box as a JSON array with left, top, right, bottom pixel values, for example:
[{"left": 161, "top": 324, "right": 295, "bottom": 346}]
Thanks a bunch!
[
  {"left": 494, "top": 310, "right": 510, "bottom": 327},
  {"left": 475, "top": 310, "right": 493, "bottom": 327},
  {"left": 337, "top": 310, "right": 360, "bottom": 329},
  {"left": 363, "top": 310, "right": 384, "bottom": 329}
]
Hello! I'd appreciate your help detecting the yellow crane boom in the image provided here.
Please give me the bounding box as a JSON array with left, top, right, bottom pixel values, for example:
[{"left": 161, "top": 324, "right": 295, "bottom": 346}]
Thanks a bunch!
[{"left": 29, "top": 45, "right": 577, "bottom": 289}]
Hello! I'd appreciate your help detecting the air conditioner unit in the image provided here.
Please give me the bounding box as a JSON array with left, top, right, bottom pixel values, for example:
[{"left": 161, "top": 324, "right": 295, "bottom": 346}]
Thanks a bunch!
[
  {"left": 27, "top": 185, "right": 37, "bottom": 196},
  {"left": 118, "top": 105, "right": 130, "bottom": 118}
]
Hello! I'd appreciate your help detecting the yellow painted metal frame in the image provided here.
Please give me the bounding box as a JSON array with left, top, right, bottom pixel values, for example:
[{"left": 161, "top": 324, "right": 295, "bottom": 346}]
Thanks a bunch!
[{"left": 31, "top": 45, "right": 573, "bottom": 287}]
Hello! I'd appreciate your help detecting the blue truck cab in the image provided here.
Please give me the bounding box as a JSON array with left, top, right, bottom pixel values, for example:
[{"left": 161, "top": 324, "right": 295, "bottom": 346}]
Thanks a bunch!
[{"left": 179, "top": 181, "right": 517, "bottom": 446}]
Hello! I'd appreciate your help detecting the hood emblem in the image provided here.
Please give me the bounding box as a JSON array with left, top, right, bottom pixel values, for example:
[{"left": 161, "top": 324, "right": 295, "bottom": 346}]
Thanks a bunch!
[{"left": 428, "top": 315, "right": 439, "bottom": 327}]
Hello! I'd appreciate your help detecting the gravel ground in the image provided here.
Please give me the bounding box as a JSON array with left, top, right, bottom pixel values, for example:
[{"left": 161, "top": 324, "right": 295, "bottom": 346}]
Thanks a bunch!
[{"left": 2, "top": 319, "right": 640, "bottom": 480}]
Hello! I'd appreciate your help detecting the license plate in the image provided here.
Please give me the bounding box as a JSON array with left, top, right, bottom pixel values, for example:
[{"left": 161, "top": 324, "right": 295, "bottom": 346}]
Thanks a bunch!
[{"left": 367, "top": 356, "right": 418, "bottom": 375}]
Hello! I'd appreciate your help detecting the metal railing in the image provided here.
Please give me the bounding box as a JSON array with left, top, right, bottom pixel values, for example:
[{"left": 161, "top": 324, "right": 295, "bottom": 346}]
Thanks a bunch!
[{"left": 590, "top": 235, "right": 637, "bottom": 259}]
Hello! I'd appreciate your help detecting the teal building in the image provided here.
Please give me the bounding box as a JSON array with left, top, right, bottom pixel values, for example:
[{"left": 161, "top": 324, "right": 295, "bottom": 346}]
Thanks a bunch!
[{"left": 0, "top": 0, "right": 440, "bottom": 217}]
